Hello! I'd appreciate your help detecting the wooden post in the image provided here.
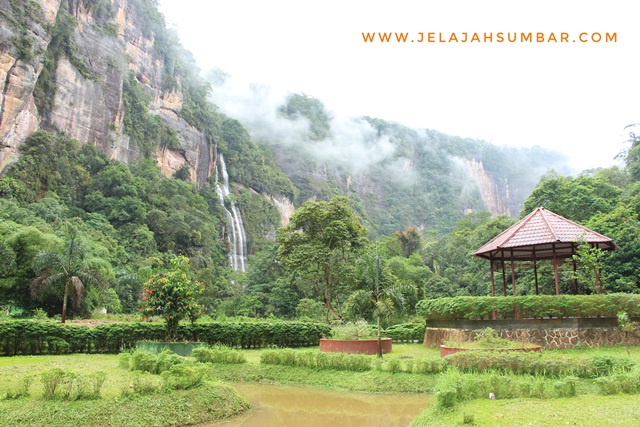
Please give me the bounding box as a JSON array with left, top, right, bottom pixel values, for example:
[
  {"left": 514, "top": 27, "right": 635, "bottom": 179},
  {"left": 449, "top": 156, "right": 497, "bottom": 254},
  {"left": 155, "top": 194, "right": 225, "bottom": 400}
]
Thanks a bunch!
[
  {"left": 510, "top": 248, "right": 517, "bottom": 296},
  {"left": 489, "top": 256, "right": 495, "bottom": 297},
  {"left": 573, "top": 259, "right": 579, "bottom": 293},
  {"left": 533, "top": 247, "right": 539, "bottom": 295},
  {"left": 553, "top": 243, "right": 560, "bottom": 295},
  {"left": 501, "top": 259, "right": 507, "bottom": 296}
]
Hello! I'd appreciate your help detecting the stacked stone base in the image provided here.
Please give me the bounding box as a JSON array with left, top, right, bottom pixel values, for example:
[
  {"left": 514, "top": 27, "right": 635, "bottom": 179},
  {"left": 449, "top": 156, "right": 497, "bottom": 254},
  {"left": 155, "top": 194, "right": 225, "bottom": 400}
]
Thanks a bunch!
[{"left": 424, "top": 318, "right": 640, "bottom": 349}]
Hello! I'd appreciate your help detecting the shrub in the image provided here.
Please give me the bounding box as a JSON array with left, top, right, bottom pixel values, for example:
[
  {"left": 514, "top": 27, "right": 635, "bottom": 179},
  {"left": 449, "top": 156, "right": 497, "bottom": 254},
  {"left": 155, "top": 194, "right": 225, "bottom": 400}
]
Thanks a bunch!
[
  {"left": 90, "top": 371, "right": 106, "bottom": 397},
  {"left": 122, "top": 372, "right": 162, "bottom": 396},
  {"left": 445, "top": 351, "right": 636, "bottom": 378},
  {"left": 330, "top": 320, "right": 375, "bottom": 340},
  {"left": 260, "top": 349, "right": 372, "bottom": 372},
  {"left": 386, "top": 358, "right": 402, "bottom": 373},
  {"left": 192, "top": 345, "right": 246, "bottom": 364},
  {"left": 0, "top": 320, "right": 330, "bottom": 355},
  {"left": 433, "top": 370, "right": 562, "bottom": 409},
  {"left": 41, "top": 368, "right": 66, "bottom": 399},
  {"left": 434, "top": 370, "right": 463, "bottom": 409},
  {"left": 3, "top": 376, "right": 32, "bottom": 399},
  {"left": 40, "top": 369, "right": 105, "bottom": 400},
  {"left": 121, "top": 349, "right": 185, "bottom": 374},
  {"left": 415, "top": 358, "right": 447, "bottom": 374},
  {"left": 417, "top": 294, "right": 640, "bottom": 320},
  {"left": 384, "top": 323, "right": 426, "bottom": 342},
  {"left": 552, "top": 376, "right": 578, "bottom": 397},
  {"left": 596, "top": 370, "right": 640, "bottom": 395},
  {"left": 160, "top": 365, "right": 206, "bottom": 390}
]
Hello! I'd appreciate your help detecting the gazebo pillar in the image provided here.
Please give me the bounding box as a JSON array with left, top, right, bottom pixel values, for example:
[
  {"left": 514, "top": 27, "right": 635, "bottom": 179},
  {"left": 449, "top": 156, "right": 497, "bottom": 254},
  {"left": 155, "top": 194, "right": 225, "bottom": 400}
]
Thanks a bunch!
[
  {"left": 501, "top": 259, "right": 507, "bottom": 296},
  {"left": 533, "top": 247, "right": 539, "bottom": 295},
  {"left": 572, "top": 243, "right": 579, "bottom": 293},
  {"left": 552, "top": 243, "right": 560, "bottom": 295},
  {"left": 489, "top": 256, "right": 495, "bottom": 297},
  {"left": 510, "top": 248, "right": 517, "bottom": 296}
]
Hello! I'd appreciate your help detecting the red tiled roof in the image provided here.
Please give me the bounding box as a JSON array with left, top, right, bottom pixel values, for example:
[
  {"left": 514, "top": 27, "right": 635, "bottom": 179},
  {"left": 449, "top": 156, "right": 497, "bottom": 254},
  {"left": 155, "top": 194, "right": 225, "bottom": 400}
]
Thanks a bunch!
[{"left": 472, "top": 207, "right": 616, "bottom": 261}]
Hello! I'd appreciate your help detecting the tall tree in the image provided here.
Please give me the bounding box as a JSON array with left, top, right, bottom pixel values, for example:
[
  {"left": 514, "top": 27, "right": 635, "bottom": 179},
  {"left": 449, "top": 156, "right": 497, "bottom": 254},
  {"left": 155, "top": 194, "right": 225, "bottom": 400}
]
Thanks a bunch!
[
  {"left": 387, "top": 226, "right": 423, "bottom": 258},
  {"left": 276, "top": 196, "right": 368, "bottom": 320},
  {"left": 521, "top": 175, "right": 622, "bottom": 223},
  {"left": 140, "top": 256, "right": 205, "bottom": 339},
  {"left": 352, "top": 243, "right": 404, "bottom": 357},
  {"left": 31, "top": 233, "right": 107, "bottom": 323}
]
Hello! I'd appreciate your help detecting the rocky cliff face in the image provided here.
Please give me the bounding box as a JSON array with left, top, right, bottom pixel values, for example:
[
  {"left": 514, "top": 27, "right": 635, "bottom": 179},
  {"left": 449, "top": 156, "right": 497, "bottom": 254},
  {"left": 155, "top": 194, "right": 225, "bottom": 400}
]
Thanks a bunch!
[
  {"left": 0, "top": 0, "right": 61, "bottom": 171},
  {"left": 465, "top": 158, "right": 511, "bottom": 217},
  {"left": 0, "top": 0, "right": 215, "bottom": 186}
]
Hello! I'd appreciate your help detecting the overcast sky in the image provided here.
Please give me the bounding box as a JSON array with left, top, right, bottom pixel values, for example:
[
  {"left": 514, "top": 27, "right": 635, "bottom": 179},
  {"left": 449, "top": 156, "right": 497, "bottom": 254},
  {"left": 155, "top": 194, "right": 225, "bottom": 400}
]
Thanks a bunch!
[{"left": 157, "top": 0, "right": 640, "bottom": 173}]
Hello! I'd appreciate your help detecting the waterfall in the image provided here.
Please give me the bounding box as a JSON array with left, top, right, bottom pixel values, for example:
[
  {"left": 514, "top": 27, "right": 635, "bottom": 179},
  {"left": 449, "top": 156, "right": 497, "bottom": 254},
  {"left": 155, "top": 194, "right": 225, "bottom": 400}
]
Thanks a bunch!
[{"left": 215, "top": 152, "right": 247, "bottom": 272}]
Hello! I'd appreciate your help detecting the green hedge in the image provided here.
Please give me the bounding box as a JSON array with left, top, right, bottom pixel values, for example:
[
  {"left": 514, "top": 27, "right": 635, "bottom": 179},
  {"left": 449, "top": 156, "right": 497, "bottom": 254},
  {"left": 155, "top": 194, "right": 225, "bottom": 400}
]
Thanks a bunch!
[
  {"left": 416, "top": 294, "right": 640, "bottom": 320},
  {"left": 446, "top": 351, "right": 636, "bottom": 378},
  {"left": 384, "top": 323, "right": 426, "bottom": 342},
  {"left": 0, "top": 320, "right": 331, "bottom": 356},
  {"left": 260, "top": 349, "right": 372, "bottom": 372}
]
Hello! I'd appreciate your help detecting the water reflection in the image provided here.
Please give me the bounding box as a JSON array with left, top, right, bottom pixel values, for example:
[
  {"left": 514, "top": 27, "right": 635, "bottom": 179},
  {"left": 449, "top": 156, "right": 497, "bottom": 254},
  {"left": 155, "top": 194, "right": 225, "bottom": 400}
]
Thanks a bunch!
[{"left": 205, "top": 383, "right": 430, "bottom": 427}]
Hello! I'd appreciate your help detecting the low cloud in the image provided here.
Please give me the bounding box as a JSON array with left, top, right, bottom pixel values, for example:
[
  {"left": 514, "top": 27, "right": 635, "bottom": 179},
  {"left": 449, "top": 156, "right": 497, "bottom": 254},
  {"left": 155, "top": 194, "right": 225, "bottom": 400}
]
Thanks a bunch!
[{"left": 207, "top": 71, "right": 400, "bottom": 175}]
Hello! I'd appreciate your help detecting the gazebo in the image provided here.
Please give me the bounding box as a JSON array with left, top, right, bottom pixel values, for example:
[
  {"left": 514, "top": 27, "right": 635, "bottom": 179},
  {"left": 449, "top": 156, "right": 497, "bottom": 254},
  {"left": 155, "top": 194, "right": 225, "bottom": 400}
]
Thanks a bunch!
[{"left": 472, "top": 207, "right": 616, "bottom": 296}]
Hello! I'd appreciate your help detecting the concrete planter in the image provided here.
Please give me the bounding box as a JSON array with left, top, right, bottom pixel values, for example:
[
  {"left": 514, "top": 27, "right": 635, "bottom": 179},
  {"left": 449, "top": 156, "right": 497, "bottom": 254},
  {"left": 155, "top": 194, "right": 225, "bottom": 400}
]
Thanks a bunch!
[
  {"left": 319, "top": 338, "right": 392, "bottom": 355},
  {"left": 440, "top": 344, "right": 542, "bottom": 358}
]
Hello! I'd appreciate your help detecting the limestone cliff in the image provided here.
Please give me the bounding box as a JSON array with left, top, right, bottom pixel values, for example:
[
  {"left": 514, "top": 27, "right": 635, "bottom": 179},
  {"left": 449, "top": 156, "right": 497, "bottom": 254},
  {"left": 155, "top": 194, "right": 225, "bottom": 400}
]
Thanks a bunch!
[
  {"left": 465, "top": 158, "right": 511, "bottom": 217},
  {"left": 0, "top": 0, "right": 61, "bottom": 171},
  {"left": 266, "top": 193, "right": 295, "bottom": 226},
  {"left": 0, "top": 0, "right": 215, "bottom": 186}
]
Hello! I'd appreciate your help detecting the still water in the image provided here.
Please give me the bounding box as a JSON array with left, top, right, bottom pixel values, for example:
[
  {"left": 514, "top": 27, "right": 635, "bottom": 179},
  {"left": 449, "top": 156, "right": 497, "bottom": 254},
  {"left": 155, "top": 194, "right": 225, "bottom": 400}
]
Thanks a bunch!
[{"left": 204, "top": 383, "right": 430, "bottom": 427}]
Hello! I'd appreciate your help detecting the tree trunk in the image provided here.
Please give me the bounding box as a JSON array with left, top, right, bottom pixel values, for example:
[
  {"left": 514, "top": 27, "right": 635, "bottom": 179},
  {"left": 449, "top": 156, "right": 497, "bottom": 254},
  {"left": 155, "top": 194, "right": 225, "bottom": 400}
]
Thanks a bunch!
[
  {"left": 376, "top": 269, "right": 382, "bottom": 358},
  {"left": 61, "top": 284, "right": 68, "bottom": 323},
  {"left": 376, "top": 307, "right": 382, "bottom": 358},
  {"left": 593, "top": 265, "right": 602, "bottom": 294},
  {"left": 323, "top": 263, "right": 341, "bottom": 320}
]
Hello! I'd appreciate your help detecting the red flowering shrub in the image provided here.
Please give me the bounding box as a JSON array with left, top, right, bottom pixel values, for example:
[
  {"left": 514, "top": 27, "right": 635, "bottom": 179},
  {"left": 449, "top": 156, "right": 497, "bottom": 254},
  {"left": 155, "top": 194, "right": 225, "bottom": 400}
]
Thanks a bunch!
[{"left": 140, "top": 256, "right": 205, "bottom": 339}]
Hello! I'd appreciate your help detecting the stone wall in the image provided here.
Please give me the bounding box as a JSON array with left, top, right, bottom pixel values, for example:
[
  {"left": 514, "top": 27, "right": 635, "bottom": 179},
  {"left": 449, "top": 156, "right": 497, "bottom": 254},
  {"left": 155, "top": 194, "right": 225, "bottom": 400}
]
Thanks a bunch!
[{"left": 424, "top": 318, "right": 640, "bottom": 349}]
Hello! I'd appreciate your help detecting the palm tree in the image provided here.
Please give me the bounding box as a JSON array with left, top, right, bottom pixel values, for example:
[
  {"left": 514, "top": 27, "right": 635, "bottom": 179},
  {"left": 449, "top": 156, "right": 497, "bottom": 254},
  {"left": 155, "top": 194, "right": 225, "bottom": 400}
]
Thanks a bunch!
[
  {"left": 353, "top": 244, "right": 405, "bottom": 358},
  {"left": 30, "top": 234, "right": 106, "bottom": 323}
]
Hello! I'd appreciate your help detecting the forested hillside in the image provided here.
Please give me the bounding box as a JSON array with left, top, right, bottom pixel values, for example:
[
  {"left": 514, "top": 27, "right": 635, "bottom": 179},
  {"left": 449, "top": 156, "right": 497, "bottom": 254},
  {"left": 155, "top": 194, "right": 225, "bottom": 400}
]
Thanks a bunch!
[{"left": 4, "top": 0, "right": 635, "bottom": 324}]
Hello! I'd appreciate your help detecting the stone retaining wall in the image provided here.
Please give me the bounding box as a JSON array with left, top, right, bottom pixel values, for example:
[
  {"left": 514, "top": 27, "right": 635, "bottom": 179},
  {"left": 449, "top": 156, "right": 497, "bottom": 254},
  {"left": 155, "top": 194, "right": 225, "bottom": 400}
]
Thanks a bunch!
[{"left": 423, "top": 318, "right": 640, "bottom": 349}]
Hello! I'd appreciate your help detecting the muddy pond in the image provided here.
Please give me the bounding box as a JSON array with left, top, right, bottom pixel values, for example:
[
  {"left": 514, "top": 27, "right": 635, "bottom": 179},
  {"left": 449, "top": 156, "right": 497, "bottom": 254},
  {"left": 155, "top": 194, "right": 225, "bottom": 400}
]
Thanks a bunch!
[{"left": 205, "top": 383, "right": 431, "bottom": 427}]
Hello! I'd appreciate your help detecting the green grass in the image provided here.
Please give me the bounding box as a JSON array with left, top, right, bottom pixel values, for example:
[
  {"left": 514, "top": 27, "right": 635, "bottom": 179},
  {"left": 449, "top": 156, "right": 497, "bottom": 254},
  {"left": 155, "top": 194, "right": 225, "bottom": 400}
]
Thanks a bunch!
[
  {"left": 0, "top": 354, "right": 249, "bottom": 427},
  {"left": 0, "top": 386, "right": 249, "bottom": 427},
  {"left": 238, "top": 343, "right": 440, "bottom": 365},
  {"left": 210, "top": 362, "right": 437, "bottom": 393},
  {"left": 3, "top": 344, "right": 640, "bottom": 426},
  {"left": 410, "top": 395, "right": 640, "bottom": 427}
]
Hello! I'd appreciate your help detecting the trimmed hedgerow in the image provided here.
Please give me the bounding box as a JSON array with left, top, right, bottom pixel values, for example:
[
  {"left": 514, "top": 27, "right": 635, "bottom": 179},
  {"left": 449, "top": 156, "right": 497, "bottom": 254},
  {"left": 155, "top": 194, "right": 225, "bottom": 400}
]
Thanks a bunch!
[
  {"left": 416, "top": 294, "right": 640, "bottom": 320},
  {"left": 191, "top": 345, "right": 246, "bottom": 364},
  {"left": 260, "top": 349, "right": 372, "bottom": 372},
  {"left": 595, "top": 370, "right": 640, "bottom": 395},
  {"left": 384, "top": 323, "right": 426, "bottom": 342},
  {"left": 0, "top": 320, "right": 331, "bottom": 356},
  {"left": 433, "top": 370, "right": 579, "bottom": 410},
  {"left": 445, "top": 350, "right": 636, "bottom": 378}
]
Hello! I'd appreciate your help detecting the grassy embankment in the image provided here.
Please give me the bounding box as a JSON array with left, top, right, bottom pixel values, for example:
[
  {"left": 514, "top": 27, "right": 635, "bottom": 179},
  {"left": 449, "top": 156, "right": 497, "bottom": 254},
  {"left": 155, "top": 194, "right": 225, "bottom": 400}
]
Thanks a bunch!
[
  {"left": 409, "top": 345, "right": 640, "bottom": 427},
  {"left": 210, "top": 344, "right": 640, "bottom": 426},
  {"left": 2, "top": 344, "right": 640, "bottom": 426},
  {"left": 0, "top": 354, "right": 249, "bottom": 427}
]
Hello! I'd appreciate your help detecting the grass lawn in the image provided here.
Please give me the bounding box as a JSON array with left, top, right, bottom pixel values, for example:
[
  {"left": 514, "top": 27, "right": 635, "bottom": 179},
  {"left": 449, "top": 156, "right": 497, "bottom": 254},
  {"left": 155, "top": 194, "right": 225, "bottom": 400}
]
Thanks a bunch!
[
  {"left": 237, "top": 342, "right": 441, "bottom": 365},
  {"left": 2, "top": 344, "right": 640, "bottom": 426},
  {"left": 411, "top": 395, "right": 640, "bottom": 427},
  {"left": 0, "top": 353, "right": 249, "bottom": 427}
]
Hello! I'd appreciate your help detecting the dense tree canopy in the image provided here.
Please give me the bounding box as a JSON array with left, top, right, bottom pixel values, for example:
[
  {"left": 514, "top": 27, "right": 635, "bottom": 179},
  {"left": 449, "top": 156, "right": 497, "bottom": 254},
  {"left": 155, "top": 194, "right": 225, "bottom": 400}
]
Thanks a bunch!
[{"left": 276, "top": 196, "right": 368, "bottom": 319}]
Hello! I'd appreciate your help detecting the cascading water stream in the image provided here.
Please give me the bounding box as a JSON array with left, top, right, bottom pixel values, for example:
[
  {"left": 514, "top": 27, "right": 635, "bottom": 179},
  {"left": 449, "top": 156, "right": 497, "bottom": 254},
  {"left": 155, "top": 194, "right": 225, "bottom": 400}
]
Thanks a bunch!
[{"left": 215, "top": 152, "right": 247, "bottom": 272}]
